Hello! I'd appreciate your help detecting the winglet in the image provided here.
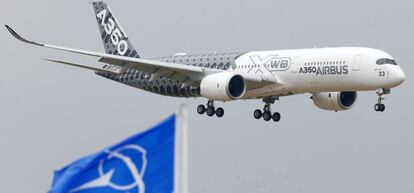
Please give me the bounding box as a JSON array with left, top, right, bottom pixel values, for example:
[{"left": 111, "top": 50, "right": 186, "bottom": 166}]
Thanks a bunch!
[{"left": 5, "top": 25, "right": 44, "bottom": 46}]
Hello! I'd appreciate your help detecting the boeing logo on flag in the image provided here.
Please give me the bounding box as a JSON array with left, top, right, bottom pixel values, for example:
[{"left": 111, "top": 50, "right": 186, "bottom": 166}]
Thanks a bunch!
[{"left": 47, "top": 111, "right": 189, "bottom": 193}]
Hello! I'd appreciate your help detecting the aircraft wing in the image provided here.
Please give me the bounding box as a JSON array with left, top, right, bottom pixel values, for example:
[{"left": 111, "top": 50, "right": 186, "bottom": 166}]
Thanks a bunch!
[{"left": 5, "top": 25, "right": 277, "bottom": 89}]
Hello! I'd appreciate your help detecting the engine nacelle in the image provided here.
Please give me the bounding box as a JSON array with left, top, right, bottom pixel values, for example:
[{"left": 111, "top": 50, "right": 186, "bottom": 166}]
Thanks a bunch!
[
  {"left": 312, "top": 91, "right": 357, "bottom": 111},
  {"left": 200, "top": 72, "right": 246, "bottom": 101}
]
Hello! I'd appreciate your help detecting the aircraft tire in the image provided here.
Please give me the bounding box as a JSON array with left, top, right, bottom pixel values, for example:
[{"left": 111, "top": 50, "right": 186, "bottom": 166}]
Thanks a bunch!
[
  {"left": 197, "top": 105, "right": 206, "bottom": 114},
  {"left": 272, "top": 112, "right": 281, "bottom": 122},
  {"left": 206, "top": 107, "right": 215, "bottom": 117},
  {"left": 374, "top": 104, "right": 380, "bottom": 112},
  {"left": 380, "top": 104, "right": 385, "bottom": 112},
  {"left": 263, "top": 111, "right": 272, "bottom": 121},
  {"left": 215, "top": 107, "right": 224, "bottom": 117},
  {"left": 254, "top": 109, "right": 262, "bottom": 119}
]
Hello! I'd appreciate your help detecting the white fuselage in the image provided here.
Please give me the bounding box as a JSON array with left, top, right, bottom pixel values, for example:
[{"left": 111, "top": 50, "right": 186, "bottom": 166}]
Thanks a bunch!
[{"left": 233, "top": 47, "right": 406, "bottom": 98}]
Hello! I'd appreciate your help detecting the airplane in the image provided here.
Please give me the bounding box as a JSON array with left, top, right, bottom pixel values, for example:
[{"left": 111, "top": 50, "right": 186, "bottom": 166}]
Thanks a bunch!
[{"left": 5, "top": 1, "right": 406, "bottom": 122}]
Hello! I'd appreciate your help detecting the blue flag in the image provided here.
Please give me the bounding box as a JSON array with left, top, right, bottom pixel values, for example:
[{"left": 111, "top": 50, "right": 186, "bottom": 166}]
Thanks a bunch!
[{"left": 49, "top": 115, "right": 176, "bottom": 193}]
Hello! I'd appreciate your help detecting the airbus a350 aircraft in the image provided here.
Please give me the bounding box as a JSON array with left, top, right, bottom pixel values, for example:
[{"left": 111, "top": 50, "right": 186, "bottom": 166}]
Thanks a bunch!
[{"left": 6, "top": 2, "right": 406, "bottom": 122}]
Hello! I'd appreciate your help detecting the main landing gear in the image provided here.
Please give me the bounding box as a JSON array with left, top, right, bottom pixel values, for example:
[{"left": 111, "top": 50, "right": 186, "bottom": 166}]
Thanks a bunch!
[
  {"left": 374, "top": 88, "right": 390, "bottom": 112},
  {"left": 254, "top": 97, "right": 281, "bottom": 122},
  {"left": 197, "top": 100, "right": 224, "bottom": 117}
]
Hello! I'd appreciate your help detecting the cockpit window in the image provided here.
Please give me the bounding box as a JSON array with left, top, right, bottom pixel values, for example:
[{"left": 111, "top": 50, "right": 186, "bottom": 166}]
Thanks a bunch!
[{"left": 376, "top": 58, "right": 397, "bottom": 65}]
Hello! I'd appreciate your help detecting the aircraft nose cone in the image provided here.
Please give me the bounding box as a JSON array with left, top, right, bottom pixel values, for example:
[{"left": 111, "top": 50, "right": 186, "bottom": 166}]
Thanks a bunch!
[{"left": 394, "top": 68, "right": 406, "bottom": 85}]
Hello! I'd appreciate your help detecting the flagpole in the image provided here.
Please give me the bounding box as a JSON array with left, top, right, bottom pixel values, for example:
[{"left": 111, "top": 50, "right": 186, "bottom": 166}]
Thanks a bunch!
[{"left": 175, "top": 104, "right": 189, "bottom": 193}]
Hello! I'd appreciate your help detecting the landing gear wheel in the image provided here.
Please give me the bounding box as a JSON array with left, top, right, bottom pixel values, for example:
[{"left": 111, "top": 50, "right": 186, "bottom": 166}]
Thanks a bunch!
[
  {"left": 375, "top": 103, "right": 386, "bottom": 112},
  {"left": 374, "top": 104, "right": 380, "bottom": 112},
  {"left": 255, "top": 97, "right": 282, "bottom": 122},
  {"left": 254, "top": 109, "right": 262, "bottom": 119},
  {"left": 263, "top": 111, "right": 272, "bottom": 121},
  {"left": 206, "top": 107, "right": 216, "bottom": 117},
  {"left": 197, "top": 105, "right": 206, "bottom": 114},
  {"left": 272, "top": 112, "right": 281, "bottom": 122},
  {"left": 215, "top": 107, "right": 224, "bottom": 117},
  {"left": 198, "top": 100, "right": 224, "bottom": 117},
  {"left": 379, "top": 104, "right": 385, "bottom": 112}
]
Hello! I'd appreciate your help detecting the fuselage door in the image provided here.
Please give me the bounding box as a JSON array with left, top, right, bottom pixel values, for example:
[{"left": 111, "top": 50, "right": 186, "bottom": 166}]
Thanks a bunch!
[
  {"left": 291, "top": 56, "right": 301, "bottom": 73},
  {"left": 352, "top": 54, "right": 362, "bottom": 71}
]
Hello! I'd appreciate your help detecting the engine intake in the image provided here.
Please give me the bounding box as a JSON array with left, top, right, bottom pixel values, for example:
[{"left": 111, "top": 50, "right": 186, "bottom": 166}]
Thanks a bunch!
[
  {"left": 312, "top": 91, "right": 357, "bottom": 111},
  {"left": 200, "top": 73, "right": 246, "bottom": 101}
]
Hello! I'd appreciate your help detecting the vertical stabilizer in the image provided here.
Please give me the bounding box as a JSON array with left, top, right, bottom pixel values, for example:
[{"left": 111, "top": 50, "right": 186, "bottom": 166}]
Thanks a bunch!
[{"left": 91, "top": 1, "right": 140, "bottom": 58}]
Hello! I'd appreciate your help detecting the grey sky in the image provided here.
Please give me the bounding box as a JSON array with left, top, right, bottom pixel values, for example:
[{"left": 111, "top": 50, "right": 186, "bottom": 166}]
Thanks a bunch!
[{"left": 0, "top": 0, "right": 413, "bottom": 192}]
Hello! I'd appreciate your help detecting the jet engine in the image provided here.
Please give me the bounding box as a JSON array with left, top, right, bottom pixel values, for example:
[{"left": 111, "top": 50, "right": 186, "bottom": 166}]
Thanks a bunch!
[
  {"left": 312, "top": 91, "right": 357, "bottom": 111},
  {"left": 200, "top": 72, "right": 246, "bottom": 101}
]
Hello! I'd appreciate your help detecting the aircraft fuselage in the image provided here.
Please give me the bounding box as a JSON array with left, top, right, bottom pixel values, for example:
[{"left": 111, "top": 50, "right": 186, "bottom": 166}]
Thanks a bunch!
[{"left": 99, "top": 47, "right": 405, "bottom": 99}]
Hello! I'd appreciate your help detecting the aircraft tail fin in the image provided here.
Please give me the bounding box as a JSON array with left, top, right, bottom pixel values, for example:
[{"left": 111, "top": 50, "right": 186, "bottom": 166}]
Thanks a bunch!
[{"left": 91, "top": 1, "right": 140, "bottom": 58}]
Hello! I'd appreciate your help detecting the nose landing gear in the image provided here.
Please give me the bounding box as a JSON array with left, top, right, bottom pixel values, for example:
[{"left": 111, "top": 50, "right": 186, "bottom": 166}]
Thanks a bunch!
[
  {"left": 254, "top": 97, "right": 281, "bottom": 122},
  {"left": 197, "top": 100, "right": 225, "bottom": 117},
  {"left": 374, "top": 89, "right": 389, "bottom": 112}
]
